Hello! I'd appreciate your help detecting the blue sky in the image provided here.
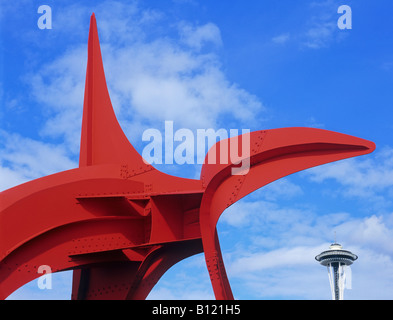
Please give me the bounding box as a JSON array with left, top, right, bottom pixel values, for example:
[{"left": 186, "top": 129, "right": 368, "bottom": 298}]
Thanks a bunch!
[{"left": 1, "top": 0, "right": 393, "bottom": 300}]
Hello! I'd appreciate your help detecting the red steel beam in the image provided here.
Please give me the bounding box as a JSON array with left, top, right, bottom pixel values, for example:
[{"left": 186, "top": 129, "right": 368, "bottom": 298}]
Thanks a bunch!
[{"left": 0, "top": 13, "right": 375, "bottom": 300}]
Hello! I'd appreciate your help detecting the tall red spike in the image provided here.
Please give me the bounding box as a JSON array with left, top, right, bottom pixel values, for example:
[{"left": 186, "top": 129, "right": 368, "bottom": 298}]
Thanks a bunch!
[{"left": 79, "top": 13, "right": 148, "bottom": 168}]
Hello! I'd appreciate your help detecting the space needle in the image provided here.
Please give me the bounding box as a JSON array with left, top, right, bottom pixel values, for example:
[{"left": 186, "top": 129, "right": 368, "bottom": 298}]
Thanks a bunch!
[{"left": 315, "top": 241, "right": 358, "bottom": 300}]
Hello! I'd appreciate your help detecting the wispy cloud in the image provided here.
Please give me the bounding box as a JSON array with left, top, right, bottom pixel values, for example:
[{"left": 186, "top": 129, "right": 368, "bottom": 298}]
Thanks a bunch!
[
  {"left": 303, "top": 21, "right": 337, "bottom": 49},
  {"left": 0, "top": 130, "right": 77, "bottom": 191},
  {"left": 179, "top": 21, "right": 222, "bottom": 51},
  {"left": 304, "top": 147, "right": 393, "bottom": 205},
  {"left": 272, "top": 33, "right": 291, "bottom": 45},
  {"left": 6, "top": 271, "right": 73, "bottom": 300},
  {"left": 270, "top": 0, "right": 349, "bottom": 50},
  {"left": 147, "top": 254, "right": 215, "bottom": 300},
  {"left": 215, "top": 159, "right": 393, "bottom": 299},
  {"left": 25, "top": 0, "right": 265, "bottom": 156},
  {"left": 302, "top": 0, "right": 347, "bottom": 49},
  {"left": 218, "top": 196, "right": 393, "bottom": 299},
  {"left": 28, "top": 45, "right": 86, "bottom": 154}
]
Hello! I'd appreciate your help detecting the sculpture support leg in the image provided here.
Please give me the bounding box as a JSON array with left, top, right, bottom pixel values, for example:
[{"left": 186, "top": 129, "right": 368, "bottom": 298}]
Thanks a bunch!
[
  {"left": 204, "top": 232, "right": 233, "bottom": 300},
  {"left": 201, "top": 221, "right": 234, "bottom": 300},
  {"left": 127, "top": 240, "right": 203, "bottom": 299},
  {"left": 71, "top": 262, "right": 140, "bottom": 300},
  {"left": 72, "top": 269, "right": 89, "bottom": 300},
  {"left": 71, "top": 240, "right": 203, "bottom": 300}
]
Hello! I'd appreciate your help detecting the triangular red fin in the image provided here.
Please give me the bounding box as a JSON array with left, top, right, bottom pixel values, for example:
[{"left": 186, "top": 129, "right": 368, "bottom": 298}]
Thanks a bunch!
[{"left": 79, "top": 13, "right": 149, "bottom": 169}]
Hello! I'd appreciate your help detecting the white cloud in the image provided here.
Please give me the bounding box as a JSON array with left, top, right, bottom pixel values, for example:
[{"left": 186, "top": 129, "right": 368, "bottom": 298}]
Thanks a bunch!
[
  {"left": 221, "top": 199, "right": 316, "bottom": 243},
  {"left": 302, "top": 0, "right": 353, "bottom": 49},
  {"left": 304, "top": 147, "right": 393, "bottom": 202},
  {"left": 348, "top": 247, "right": 393, "bottom": 300},
  {"left": 104, "top": 35, "right": 263, "bottom": 130},
  {"left": 179, "top": 22, "right": 222, "bottom": 50},
  {"left": 267, "top": 0, "right": 346, "bottom": 50},
  {"left": 255, "top": 178, "right": 304, "bottom": 201},
  {"left": 219, "top": 205, "right": 393, "bottom": 299},
  {"left": 147, "top": 254, "right": 215, "bottom": 300},
  {"left": 303, "top": 21, "right": 337, "bottom": 49},
  {"left": 25, "top": 0, "right": 264, "bottom": 156},
  {"left": 272, "top": 33, "right": 291, "bottom": 45},
  {"left": 265, "top": 1, "right": 348, "bottom": 50},
  {"left": 0, "top": 131, "right": 77, "bottom": 191},
  {"left": 147, "top": 286, "right": 214, "bottom": 300},
  {"left": 27, "top": 45, "right": 86, "bottom": 154},
  {"left": 0, "top": 165, "right": 26, "bottom": 191},
  {"left": 216, "top": 168, "right": 393, "bottom": 299},
  {"left": 229, "top": 245, "right": 323, "bottom": 274},
  {"left": 337, "top": 214, "right": 393, "bottom": 256},
  {"left": 223, "top": 244, "right": 330, "bottom": 299},
  {"left": 6, "top": 270, "right": 73, "bottom": 300}
]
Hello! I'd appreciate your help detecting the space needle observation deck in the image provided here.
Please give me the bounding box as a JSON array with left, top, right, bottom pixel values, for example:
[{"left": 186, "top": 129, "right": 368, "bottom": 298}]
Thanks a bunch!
[{"left": 315, "top": 243, "right": 358, "bottom": 300}]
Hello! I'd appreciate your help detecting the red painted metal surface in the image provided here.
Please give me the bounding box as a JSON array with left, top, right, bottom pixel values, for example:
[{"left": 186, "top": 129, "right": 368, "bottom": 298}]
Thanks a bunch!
[{"left": 0, "top": 14, "right": 375, "bottom": 300}]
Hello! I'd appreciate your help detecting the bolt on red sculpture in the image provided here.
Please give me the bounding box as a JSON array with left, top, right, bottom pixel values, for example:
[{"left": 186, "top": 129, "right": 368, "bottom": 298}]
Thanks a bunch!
[{"left": 0, "top": 14, "right": 375, "bottom": 300}]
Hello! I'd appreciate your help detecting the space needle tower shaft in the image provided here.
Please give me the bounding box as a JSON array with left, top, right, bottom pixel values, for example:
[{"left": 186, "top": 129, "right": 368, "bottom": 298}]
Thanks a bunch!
[{"left": 315, "top": 243, "right": 358, "bottom": 300}]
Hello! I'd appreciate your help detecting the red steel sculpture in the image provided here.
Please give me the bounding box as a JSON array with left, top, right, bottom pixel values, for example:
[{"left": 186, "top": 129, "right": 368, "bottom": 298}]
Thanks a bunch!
[{"left": 0, "top": 14, "right": 375, "bottom": 300}]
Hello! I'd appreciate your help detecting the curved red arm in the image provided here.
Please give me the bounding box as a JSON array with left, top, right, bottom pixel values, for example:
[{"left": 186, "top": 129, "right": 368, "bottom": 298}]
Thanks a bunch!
[{"left": 199, "top": 128, "right": 375, "bottom": 299}]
